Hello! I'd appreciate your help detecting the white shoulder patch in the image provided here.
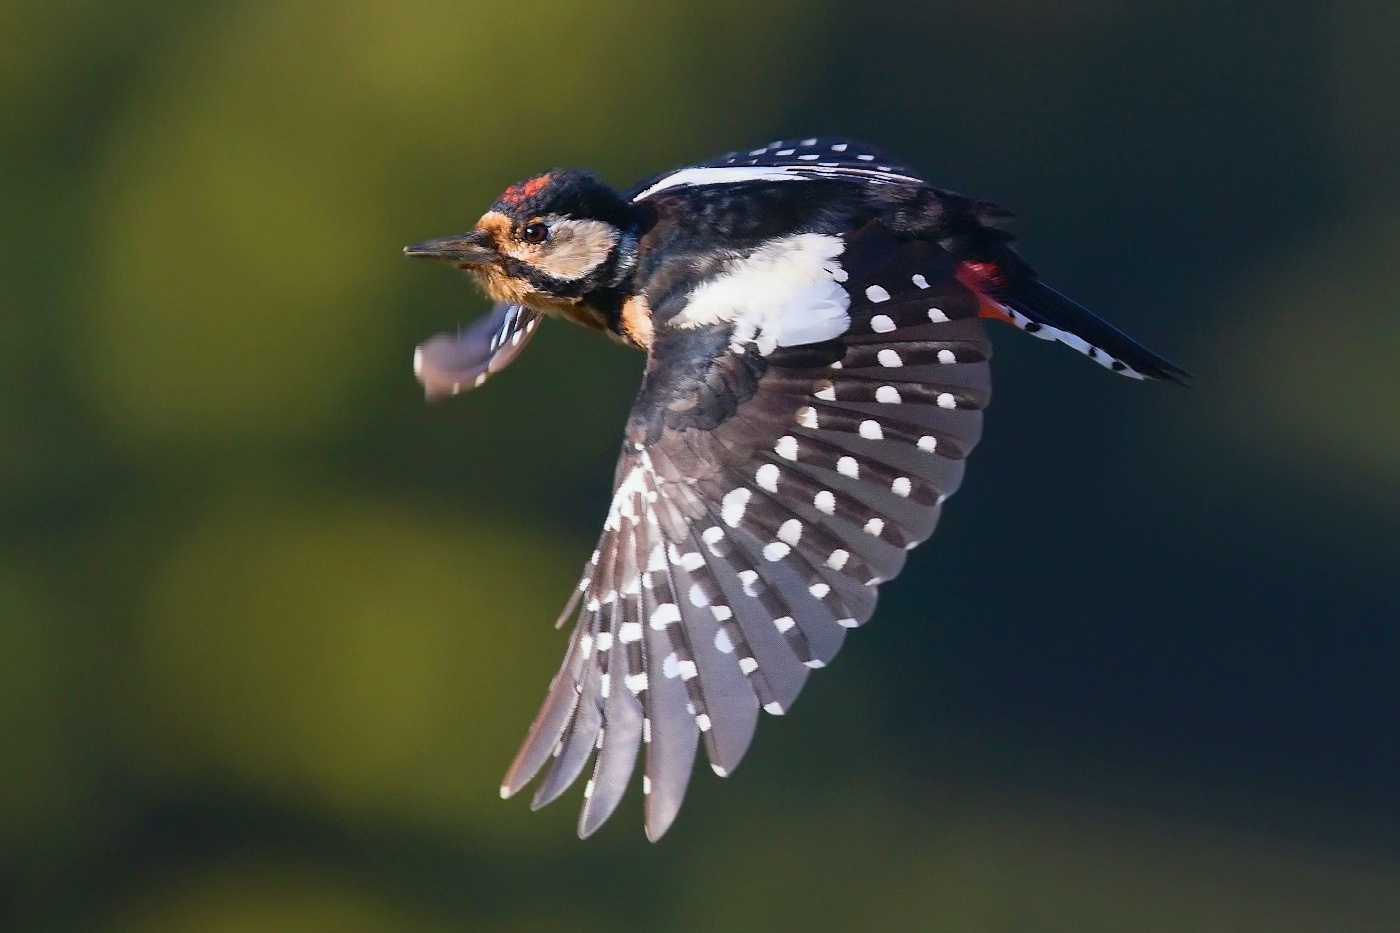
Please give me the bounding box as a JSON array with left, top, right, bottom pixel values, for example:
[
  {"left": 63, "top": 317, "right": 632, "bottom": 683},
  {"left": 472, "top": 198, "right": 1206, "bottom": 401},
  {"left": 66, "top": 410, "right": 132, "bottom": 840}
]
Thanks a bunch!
[
  {"left": 632, "top": 166, "right": 802, "bottom": 201},
  {"left": 670, "top": 233, "right": 851, "bottom": 354},
  {"left": 632, "top": 164, "right": 923, "bottom": 202}
]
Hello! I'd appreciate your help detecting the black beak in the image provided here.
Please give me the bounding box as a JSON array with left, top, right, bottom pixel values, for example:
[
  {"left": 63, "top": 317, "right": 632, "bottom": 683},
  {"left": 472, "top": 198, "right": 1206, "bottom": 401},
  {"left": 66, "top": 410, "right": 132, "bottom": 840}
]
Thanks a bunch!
[{"left": 403, "top": 232, "right": 495, "bottom": 266}]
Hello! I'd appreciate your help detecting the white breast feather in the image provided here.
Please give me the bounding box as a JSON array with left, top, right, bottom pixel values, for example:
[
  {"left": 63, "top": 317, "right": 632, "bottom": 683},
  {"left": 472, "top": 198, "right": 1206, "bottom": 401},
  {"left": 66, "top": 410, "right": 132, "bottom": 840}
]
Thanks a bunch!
[{"left": 670, "top": 233, "right": 851, "bottom": 354}]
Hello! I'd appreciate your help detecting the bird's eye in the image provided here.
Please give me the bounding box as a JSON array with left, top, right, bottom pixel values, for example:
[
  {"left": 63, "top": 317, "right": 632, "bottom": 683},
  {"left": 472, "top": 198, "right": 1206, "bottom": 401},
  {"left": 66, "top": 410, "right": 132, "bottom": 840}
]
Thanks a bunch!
[{"left": 521, "top": 222, "right": 549, "bottom": 245}]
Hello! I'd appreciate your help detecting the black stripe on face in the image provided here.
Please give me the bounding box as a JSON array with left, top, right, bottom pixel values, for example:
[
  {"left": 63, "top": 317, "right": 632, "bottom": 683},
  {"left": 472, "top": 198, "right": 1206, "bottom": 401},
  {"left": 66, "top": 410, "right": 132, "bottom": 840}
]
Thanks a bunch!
[{"left": 502, "top": 232, "right": 635, "bottom": 302}]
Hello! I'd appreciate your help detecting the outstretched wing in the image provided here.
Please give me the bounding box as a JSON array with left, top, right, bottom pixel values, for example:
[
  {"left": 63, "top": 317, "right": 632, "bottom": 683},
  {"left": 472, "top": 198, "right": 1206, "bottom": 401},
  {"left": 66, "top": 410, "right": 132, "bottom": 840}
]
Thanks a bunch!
[
  {"left": 501, "top": 223, "right": 991, "bottom": 840},
  {"left": 413, "top": 302, "right": 542, "bottom": 398},
  {"left": 627, "top": 137, "right": 923, "bottom": 202}
]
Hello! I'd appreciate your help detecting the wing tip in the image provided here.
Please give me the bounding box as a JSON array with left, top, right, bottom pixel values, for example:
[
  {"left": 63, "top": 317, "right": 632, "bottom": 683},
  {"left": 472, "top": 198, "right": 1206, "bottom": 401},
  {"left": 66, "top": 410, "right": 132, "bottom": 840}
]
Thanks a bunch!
[
  {"left": 577, "top": 804, "right": 607, "bottom": 840},
  {"left": 644, "top": 798, "right": 683, "bottom": 842},
  {"left": 500, "top": 758, "right": 538, "bottom": 802},
  {"left": 530, "top": 784, "right": 565, "bottom": 811}
]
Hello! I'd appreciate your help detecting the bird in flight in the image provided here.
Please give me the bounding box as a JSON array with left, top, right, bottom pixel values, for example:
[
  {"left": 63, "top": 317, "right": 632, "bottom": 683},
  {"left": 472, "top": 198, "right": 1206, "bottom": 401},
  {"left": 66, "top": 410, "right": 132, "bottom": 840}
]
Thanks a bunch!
[{"left": 405, "top": 137, "right": 1189, "bottom": 840}]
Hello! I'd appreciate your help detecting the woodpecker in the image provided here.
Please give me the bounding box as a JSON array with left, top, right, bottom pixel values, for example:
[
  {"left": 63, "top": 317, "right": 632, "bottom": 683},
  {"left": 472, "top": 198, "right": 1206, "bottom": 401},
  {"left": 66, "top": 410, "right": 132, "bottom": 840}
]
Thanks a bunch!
[{"left": 405, "top": 137, "right": 1189, "bottom": 841}]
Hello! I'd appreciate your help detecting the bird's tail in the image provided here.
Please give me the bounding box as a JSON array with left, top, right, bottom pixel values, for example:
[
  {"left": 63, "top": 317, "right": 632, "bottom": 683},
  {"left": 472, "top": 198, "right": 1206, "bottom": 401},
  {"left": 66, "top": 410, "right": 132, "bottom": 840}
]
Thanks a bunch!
[{"left": 964, "top": 263, "right": 1191, "bottom": 384}]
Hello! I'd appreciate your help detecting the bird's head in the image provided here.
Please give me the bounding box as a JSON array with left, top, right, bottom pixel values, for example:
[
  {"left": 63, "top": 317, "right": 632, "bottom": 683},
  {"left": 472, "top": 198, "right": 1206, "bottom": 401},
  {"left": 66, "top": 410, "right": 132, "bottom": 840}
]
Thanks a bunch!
[{"left": 405, "top": 170, "right": 637, "bottom": 315}]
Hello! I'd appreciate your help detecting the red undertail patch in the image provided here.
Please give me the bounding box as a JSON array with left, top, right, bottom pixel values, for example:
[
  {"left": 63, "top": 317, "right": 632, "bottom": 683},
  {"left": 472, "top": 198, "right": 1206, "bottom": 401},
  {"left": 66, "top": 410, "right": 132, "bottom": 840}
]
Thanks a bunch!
[{"left": 955, "top": 261, "right": 1013, "bottom": 322}]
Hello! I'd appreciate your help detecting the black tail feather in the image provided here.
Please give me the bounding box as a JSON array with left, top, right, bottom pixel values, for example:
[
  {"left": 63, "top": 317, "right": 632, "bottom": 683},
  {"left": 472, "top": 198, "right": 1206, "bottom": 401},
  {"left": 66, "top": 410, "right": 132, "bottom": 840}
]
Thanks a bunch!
[{"left": 996, "top": 279, "right": 1192, "bottom": 385}]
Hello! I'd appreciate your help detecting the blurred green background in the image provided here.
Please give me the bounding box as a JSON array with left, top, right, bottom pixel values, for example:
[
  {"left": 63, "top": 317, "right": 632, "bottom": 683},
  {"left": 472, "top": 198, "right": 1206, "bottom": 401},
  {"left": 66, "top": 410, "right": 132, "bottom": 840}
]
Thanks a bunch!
[{"left": 3, "top": 1, "right": 1398, "bottom": 930}]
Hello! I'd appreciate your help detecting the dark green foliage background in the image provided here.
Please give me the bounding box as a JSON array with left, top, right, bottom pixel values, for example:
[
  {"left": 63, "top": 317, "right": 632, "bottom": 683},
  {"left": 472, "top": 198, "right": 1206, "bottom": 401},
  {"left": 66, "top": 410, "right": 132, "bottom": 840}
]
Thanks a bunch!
[{"left": 2, "top": 2, "right": 1397, "bottom": 929}]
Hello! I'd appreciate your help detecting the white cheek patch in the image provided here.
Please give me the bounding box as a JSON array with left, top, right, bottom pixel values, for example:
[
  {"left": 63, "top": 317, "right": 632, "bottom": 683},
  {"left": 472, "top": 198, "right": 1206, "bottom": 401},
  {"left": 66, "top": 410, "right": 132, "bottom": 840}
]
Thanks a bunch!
[
  {"left": 517, "top": 218, "right": 619, "bottom": 281},
  {"left": 671, "top": 233, "right": 852, "bottom": 352}
]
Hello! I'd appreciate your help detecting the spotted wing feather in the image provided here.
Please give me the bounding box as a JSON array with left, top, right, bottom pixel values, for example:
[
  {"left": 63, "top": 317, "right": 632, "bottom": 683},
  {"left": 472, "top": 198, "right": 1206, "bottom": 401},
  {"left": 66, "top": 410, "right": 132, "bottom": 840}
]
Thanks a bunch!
[
  {"left": 502, "top": 223, "right": 991, "bottom": 839},
  {"left": 413, "top": 302, "right": 542, "bottom": 398},
  {"left": 698, "top": 137, "right": 911, "bottom": 172}
]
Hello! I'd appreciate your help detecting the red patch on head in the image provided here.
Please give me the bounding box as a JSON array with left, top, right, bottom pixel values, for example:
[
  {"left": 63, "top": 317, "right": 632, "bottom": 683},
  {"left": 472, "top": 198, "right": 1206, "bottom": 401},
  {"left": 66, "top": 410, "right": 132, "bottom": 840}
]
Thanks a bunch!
[{"left": 500, "top": 174, "right": 552, "bottom": 207}]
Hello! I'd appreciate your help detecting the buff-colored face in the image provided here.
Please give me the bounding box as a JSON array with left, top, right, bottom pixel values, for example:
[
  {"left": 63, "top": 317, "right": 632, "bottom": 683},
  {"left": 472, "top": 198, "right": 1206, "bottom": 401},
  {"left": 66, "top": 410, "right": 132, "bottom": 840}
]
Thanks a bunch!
[
  {"left": 465, "top": 210, "right": 620, "bottom": 304},
  {"left": 404, "top": 170, "right": 636, "bottom": 335}
]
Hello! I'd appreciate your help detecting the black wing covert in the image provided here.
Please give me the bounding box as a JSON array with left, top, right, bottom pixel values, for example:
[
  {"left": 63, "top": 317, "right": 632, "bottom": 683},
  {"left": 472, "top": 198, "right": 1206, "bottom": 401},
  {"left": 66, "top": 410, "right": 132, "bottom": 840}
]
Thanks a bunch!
[{"left": 501, "top": 222, "right": 993, "bottom": 840}]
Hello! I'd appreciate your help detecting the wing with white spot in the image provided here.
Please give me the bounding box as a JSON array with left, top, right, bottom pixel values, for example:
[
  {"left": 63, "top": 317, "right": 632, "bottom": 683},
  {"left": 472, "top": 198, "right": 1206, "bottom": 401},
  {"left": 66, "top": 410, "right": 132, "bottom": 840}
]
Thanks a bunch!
[
  {"left": 413, "top": 302, "right": 542, "bottom": 398},
  {"left": 500, "top": 223, "right": 991, "bottom": 840},
  {"left": 628, "top": 137, "right": 923, "bottom": 202}
]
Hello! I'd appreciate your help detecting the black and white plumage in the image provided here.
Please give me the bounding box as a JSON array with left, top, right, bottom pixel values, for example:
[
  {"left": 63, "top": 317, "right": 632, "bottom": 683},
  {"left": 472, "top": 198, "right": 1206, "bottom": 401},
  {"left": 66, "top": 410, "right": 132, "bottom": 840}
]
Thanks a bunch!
[
  {"left": 405, "top": 137, "right": 1188, "bottom": 840},
  {"left": 413, "top": 301, "right": 540, "bottom": 398}
]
